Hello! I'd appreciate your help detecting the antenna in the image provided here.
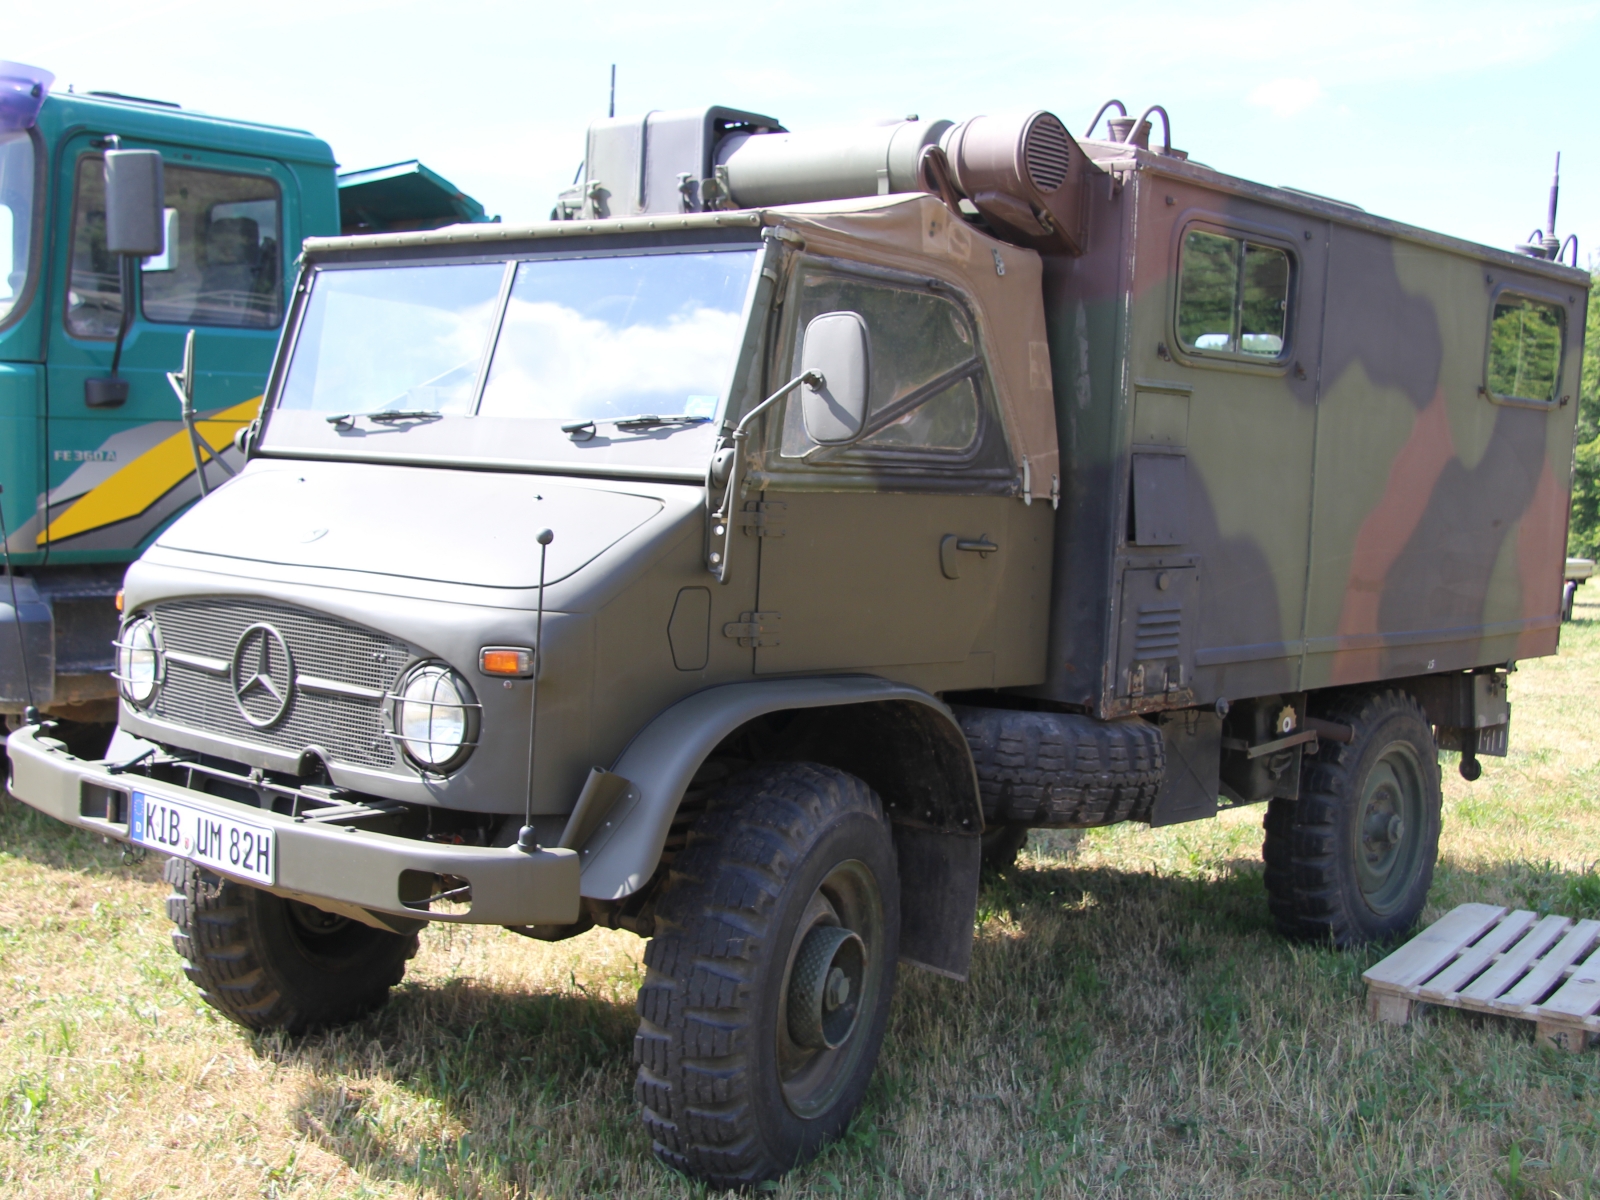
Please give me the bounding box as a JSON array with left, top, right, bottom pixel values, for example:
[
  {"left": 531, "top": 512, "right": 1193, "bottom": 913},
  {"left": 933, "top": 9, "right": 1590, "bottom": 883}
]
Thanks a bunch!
[
  {"left": 608, "top": 64, "right": 616, "bottom": 119},
  {"left": 1515, "top": 152, "right": 1569, "bottom": 261},
  {"left": 516, "top": 528, "right": 555, "bottom": 854},
  {"left": 1547, "top": 152, "right": 1561, "bottom": 247}
]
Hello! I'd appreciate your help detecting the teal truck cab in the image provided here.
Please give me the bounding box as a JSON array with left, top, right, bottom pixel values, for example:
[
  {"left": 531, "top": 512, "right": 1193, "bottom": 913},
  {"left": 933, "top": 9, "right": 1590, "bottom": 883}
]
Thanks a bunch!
[{"left": 0, "top": 62, "right": 488, "bottom": 740}]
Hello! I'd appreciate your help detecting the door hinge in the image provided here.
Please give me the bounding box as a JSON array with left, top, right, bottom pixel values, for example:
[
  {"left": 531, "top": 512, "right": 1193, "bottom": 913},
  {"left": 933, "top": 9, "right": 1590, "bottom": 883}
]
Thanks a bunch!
[
  {"left": 723, "top": 612, "right": 782, "bottom": 647},
  {"left": 734, "top": 500, "right": 786, "bottom": 536}
]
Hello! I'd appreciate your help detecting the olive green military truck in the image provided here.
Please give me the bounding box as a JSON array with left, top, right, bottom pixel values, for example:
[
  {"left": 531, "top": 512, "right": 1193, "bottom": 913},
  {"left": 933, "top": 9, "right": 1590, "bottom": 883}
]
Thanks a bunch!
[{"left": 5, "top": 99, "right": 1589, "bottom": 1185}]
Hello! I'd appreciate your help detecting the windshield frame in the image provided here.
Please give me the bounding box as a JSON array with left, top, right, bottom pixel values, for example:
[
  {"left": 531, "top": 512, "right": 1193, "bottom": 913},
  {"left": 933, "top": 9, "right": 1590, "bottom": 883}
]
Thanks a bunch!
[
  {"left": 0, "top": 127, "right": 45, "bottom": 336},
  {"left": 258, "top": 231, "right": 766, "bottom": 481}
]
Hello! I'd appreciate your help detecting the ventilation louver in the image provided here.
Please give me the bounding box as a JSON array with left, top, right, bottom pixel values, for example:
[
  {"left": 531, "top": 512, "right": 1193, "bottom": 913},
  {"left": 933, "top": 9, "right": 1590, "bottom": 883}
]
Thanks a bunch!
[
  {"left": 941, "top": 110, "right": 1090, "bottom": 255},
  {"left": 1023, "top": 114, "right": 1072, "bottom": 193}
]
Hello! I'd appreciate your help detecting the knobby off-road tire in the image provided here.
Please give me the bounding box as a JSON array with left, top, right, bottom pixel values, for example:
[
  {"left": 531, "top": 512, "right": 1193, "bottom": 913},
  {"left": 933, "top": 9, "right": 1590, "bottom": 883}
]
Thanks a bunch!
[
  {"left": 1262, "top": 689, "right": 1442, "bottom": 946},
  {"left": 955, "top": 706, "right": 1165, "bottom": 828},
  {"left": 164, "top": 857, "right": 418, "bottom": 1033},
  {"left": 634, "top": 762, "right": 900, "bottom": 1187}
]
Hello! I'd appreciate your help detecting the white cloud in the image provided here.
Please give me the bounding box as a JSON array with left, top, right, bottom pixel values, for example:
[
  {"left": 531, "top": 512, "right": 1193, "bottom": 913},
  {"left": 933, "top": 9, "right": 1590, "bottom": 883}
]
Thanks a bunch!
[
  {"left": 479, "top": 301, "right": 744, "bottom": 420},
  {"left": 1248, "top": 77, "right": 1325, "bottom": 117}
]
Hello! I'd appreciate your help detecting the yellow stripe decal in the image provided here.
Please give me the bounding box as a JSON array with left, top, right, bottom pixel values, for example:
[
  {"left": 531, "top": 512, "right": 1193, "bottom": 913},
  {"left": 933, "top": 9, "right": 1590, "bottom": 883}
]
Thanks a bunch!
[{"left": 41, "top": 397, "right": 264, "bottom": 545}]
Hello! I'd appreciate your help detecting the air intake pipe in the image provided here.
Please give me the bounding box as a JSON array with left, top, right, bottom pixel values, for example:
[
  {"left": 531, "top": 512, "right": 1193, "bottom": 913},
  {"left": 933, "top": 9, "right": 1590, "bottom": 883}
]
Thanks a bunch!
[
  {"left": 716, "top": 110, "right": 1091, "bottom": 256},
  {"left": 716, "top": 118, "right": 954, "bottom": 208}
]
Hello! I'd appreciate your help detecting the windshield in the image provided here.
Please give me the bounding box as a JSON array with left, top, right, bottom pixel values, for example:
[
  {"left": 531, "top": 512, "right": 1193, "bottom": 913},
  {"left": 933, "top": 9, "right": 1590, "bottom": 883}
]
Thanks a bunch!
[
  {"left": 269, "top": 246, "right": 760, "bottom": 474},
  {"left": 0, "top": 131, "right": 37, "bottom": 326},
  {"left": 480, "top": 253, "right": 751, "bottom": 422}
]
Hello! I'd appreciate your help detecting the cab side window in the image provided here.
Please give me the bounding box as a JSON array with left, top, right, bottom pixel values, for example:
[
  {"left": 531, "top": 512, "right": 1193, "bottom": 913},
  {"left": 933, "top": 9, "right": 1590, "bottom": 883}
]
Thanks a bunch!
[
  {"left": 1176, "top": 228, "right": 1292, "bottom": 360},
  {"left": 142, "top": 166, "right": 281, "bottom": 328},
  {"left": 780, "top": 272, "right": 990, "bottom": 461},
  {"left": 66, "top": 156, "right": 282, "bottom": 338},
  {"left": 65, "top": 157, "right": 121, "bottom": 338},
  {"left": 1487, "top": 295, "right": 1563, "bottom": 403},
  {"left": 0, "top": 130, "right": 38, "bottom": 327}
]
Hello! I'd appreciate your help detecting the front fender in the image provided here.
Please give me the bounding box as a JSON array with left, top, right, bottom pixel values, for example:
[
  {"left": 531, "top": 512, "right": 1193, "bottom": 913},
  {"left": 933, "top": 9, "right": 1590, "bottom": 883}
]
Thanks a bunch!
[{"left": 578, "top": 675, "right": 977, "bottom": 901}]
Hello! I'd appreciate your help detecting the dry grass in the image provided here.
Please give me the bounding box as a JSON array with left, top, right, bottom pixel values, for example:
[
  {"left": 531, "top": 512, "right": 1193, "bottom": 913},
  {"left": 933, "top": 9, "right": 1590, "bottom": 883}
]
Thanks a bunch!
[{"left": 4, "top": 601, "right": 1600, "bottom": 1198}]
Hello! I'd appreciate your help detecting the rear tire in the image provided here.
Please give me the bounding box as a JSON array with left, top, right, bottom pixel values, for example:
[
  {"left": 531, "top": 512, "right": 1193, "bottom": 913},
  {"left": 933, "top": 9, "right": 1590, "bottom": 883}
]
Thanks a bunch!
[
  {"left": 163, "top": 857, "right": 418, "bottom": 1032},
  {"left": 634, "top": 762, "right": 899, "bottom": 1187},
  {"left": 1262, "top": 690, "right": 1441, "bottom": 946}
]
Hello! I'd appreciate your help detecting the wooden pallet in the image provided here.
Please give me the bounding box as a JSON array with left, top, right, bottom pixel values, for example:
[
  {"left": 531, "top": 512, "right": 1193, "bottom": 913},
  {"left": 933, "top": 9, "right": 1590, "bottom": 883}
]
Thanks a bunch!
[{"left": 1363, "top": 903, "right": 1600, "bottom": 1052}]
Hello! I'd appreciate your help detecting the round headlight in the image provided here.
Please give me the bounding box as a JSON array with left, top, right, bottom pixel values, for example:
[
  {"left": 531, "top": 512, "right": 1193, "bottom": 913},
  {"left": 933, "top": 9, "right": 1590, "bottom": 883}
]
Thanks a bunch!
[
  {"left": 396, "top": 663, "right": 477, "bottom": 772},
  {"left": 116, "top": 616, "right": 162, "bottom": 706}
]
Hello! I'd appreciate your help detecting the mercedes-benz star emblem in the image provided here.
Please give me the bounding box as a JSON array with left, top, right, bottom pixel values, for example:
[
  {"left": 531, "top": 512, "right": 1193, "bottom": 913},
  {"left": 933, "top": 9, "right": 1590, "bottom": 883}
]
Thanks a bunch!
[{"left": 231, "top": 623, "right": 296, "bottom": 729}]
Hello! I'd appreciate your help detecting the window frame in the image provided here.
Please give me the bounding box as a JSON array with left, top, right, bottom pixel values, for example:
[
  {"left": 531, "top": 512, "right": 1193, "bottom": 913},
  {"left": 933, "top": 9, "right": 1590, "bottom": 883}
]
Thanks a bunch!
[
  {"left": 1169, "top": 218, "right": 1299, "bottom": 372},
  {"left": 137, "top": 161, "right": 285, "bottom": 330},
  {"left": 757, "top": 254, "right": 1015, "bottom": 488},
  {"left": 63, "top": 150, "right": 122, "bottom": 341},
  {"left": 63, "top": 151, "right": 288, "bottom": 339},
  {"left": 1482, "top": 284, "right": 1568, "bottom": 411},
  {"left": 0, "top": 126, "right": 46, "bottom": 336}
]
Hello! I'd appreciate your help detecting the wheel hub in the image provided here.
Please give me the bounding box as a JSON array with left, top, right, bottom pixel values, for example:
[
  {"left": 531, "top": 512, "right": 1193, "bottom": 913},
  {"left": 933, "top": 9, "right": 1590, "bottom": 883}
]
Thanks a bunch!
[
  {"left": 787, "top": 924, "right": 865, "bottom": 1051},
  {"left": 1353, "top": 745, "right": 1426, "bottom": 915}
]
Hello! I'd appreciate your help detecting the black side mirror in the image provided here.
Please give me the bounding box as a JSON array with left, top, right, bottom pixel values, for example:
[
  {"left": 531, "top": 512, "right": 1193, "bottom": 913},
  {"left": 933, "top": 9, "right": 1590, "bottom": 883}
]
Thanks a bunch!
[
  {"left": 86, "top": 150, "right": 165, "bottom": 408},
  {"left": 104, "top": 150, "right": 165, "bottom": 257}
]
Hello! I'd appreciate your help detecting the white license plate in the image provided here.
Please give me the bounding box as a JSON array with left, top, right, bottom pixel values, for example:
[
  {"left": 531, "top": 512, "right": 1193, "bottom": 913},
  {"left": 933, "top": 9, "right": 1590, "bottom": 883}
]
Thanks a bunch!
[{"left": 130, "top": 790, "right": 276, "bottom": 885}]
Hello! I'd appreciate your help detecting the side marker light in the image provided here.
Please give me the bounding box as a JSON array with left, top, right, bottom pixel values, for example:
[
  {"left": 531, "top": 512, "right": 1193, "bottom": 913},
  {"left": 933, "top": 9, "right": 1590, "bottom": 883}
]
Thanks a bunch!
[{"left": 479, "top": 646, "right": 534, "bottom": 677}]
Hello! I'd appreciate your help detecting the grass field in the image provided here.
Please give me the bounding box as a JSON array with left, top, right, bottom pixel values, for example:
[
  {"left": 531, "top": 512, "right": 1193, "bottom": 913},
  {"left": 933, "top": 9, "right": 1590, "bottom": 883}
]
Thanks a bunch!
[{"left": 4, "top": 602, "right": 1600, "bottom": 1198}]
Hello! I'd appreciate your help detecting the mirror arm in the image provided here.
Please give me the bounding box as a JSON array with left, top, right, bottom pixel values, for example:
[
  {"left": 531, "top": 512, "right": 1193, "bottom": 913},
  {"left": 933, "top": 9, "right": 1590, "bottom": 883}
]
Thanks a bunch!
[
  {"left": 108, "top": 255, "right": 135, "bottom": 378},
  {"left": 706, "top": 369, "right": 824, "bottom": 583}
]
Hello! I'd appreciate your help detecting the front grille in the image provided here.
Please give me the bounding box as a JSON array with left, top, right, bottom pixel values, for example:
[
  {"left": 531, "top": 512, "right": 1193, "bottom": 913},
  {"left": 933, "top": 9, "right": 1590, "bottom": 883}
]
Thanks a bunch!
[
  {"left": 1023, "top": 113, "right": 1072, "bottom": 193},
  {"left": 146, "top": 598, "right": 411, "bottom": 769}
]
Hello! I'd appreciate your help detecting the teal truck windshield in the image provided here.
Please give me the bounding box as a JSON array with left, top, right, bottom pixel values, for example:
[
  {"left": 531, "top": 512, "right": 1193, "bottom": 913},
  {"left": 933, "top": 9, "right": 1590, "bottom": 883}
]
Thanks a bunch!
[
  {"left": 0, "top": 131, "right": 36, "bottom": 325},
  {"left": 269, "top": 247, "right": 759, "bottom": 473}
]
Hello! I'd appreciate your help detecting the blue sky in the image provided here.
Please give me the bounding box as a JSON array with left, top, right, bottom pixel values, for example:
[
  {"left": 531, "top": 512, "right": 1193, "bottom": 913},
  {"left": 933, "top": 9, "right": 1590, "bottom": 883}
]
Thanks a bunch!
[{"left": 12, "top": 0, "right": 1599, "bottom": 267}]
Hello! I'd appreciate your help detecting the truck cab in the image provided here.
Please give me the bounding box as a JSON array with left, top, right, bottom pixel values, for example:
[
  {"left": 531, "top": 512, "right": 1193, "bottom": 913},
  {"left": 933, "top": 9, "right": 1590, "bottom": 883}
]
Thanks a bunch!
[{"left": 0, "top": 65, "right": 491, "bottom": 736}]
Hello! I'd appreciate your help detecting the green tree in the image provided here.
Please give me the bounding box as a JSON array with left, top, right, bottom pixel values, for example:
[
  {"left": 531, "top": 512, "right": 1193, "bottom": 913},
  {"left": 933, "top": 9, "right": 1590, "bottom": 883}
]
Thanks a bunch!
[{"left": 1568, "top": 271, "right": 1600, "bottom": 559}]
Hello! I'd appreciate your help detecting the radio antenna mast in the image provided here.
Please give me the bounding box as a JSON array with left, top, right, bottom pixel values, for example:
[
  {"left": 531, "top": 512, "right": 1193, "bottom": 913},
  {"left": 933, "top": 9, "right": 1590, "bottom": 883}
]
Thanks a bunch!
[{"left": 1547, "top": 152, "right": 1560, "bottom": 246}]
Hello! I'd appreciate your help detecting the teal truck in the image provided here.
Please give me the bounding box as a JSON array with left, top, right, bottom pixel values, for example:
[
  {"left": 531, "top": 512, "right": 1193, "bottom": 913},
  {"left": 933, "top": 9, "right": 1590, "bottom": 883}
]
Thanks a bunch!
[{"left": 0, "top": 61, "right": 489, "bottom": 742}]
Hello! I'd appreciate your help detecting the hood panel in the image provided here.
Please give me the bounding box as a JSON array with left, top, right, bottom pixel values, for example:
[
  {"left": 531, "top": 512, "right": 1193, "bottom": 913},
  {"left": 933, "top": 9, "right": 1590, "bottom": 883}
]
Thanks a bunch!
[{"left": 157, "top": 460, "right": 665, "bottom": 588}]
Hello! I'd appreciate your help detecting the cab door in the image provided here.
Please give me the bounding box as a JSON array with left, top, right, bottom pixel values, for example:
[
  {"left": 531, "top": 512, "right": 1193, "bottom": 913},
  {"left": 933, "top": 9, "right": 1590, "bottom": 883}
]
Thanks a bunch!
[
  {"left": 42, "top": 136, "right": 294, "bottom": 562},
  {"left": 749, "top": 263, "right": 1050, "bottom": 689}
]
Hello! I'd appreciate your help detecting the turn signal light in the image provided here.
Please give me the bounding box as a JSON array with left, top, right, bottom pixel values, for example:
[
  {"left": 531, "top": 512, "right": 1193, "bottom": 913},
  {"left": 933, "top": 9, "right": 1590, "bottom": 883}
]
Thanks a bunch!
[
  {"left": 478, "top": 646, "right": 534, "bottom": 677},
  {"left": 114, "top": 589, "right": 124, "bottom": 613}
]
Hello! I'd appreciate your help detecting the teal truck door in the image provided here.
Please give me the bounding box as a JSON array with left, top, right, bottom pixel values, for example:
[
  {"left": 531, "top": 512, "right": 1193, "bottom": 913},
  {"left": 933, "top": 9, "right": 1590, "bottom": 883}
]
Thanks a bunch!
[
  {"left": 42, "top": 138, "right": 293, "bottom": 563},
  {"left": 750, "top": 264, "right": 1040, "bottom": 688}
]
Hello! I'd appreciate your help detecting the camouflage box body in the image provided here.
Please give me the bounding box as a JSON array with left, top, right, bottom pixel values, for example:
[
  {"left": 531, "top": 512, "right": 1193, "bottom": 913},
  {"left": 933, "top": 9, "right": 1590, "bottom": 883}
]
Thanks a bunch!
[{"left": 1043, "top": 140, "right": 1584, "bottom": 722}]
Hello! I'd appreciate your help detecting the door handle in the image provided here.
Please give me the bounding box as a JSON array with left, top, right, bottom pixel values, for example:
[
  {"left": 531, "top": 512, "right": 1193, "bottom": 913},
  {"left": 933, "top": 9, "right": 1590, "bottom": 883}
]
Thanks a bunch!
[{"left": 940, "top": 534, "right": 999, "bottom": 579}]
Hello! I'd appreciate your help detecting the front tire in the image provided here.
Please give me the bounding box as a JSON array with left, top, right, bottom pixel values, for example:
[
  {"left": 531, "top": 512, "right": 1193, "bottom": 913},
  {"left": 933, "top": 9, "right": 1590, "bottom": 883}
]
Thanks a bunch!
[
  {"left": 164, "top": 857, "right": 418, "bottom": 1032},
  {"left": 634, "top": 762, "right": 900, "bottom": 1187},
  {"left": 1263, "top": 689, "right": 1442, "bottom": 945}
]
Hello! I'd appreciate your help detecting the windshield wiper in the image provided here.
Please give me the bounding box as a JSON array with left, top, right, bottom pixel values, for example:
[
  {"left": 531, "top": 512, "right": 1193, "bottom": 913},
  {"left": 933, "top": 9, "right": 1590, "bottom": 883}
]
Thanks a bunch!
[
  {"left": 561, "top": 414, "right": 711, "bottom": 442},
  {"left": 612, "top": 414, "right": 710, "bottom": 430},
  {"left": 326, "top": 410, "right": 443, "bottom": 428}
]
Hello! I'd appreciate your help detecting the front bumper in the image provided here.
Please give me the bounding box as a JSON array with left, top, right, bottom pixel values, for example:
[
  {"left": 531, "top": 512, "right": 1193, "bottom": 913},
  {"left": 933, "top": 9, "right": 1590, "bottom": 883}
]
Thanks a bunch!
[{"left": 4, "top": 726, "right": 579, "bottom": 929}]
